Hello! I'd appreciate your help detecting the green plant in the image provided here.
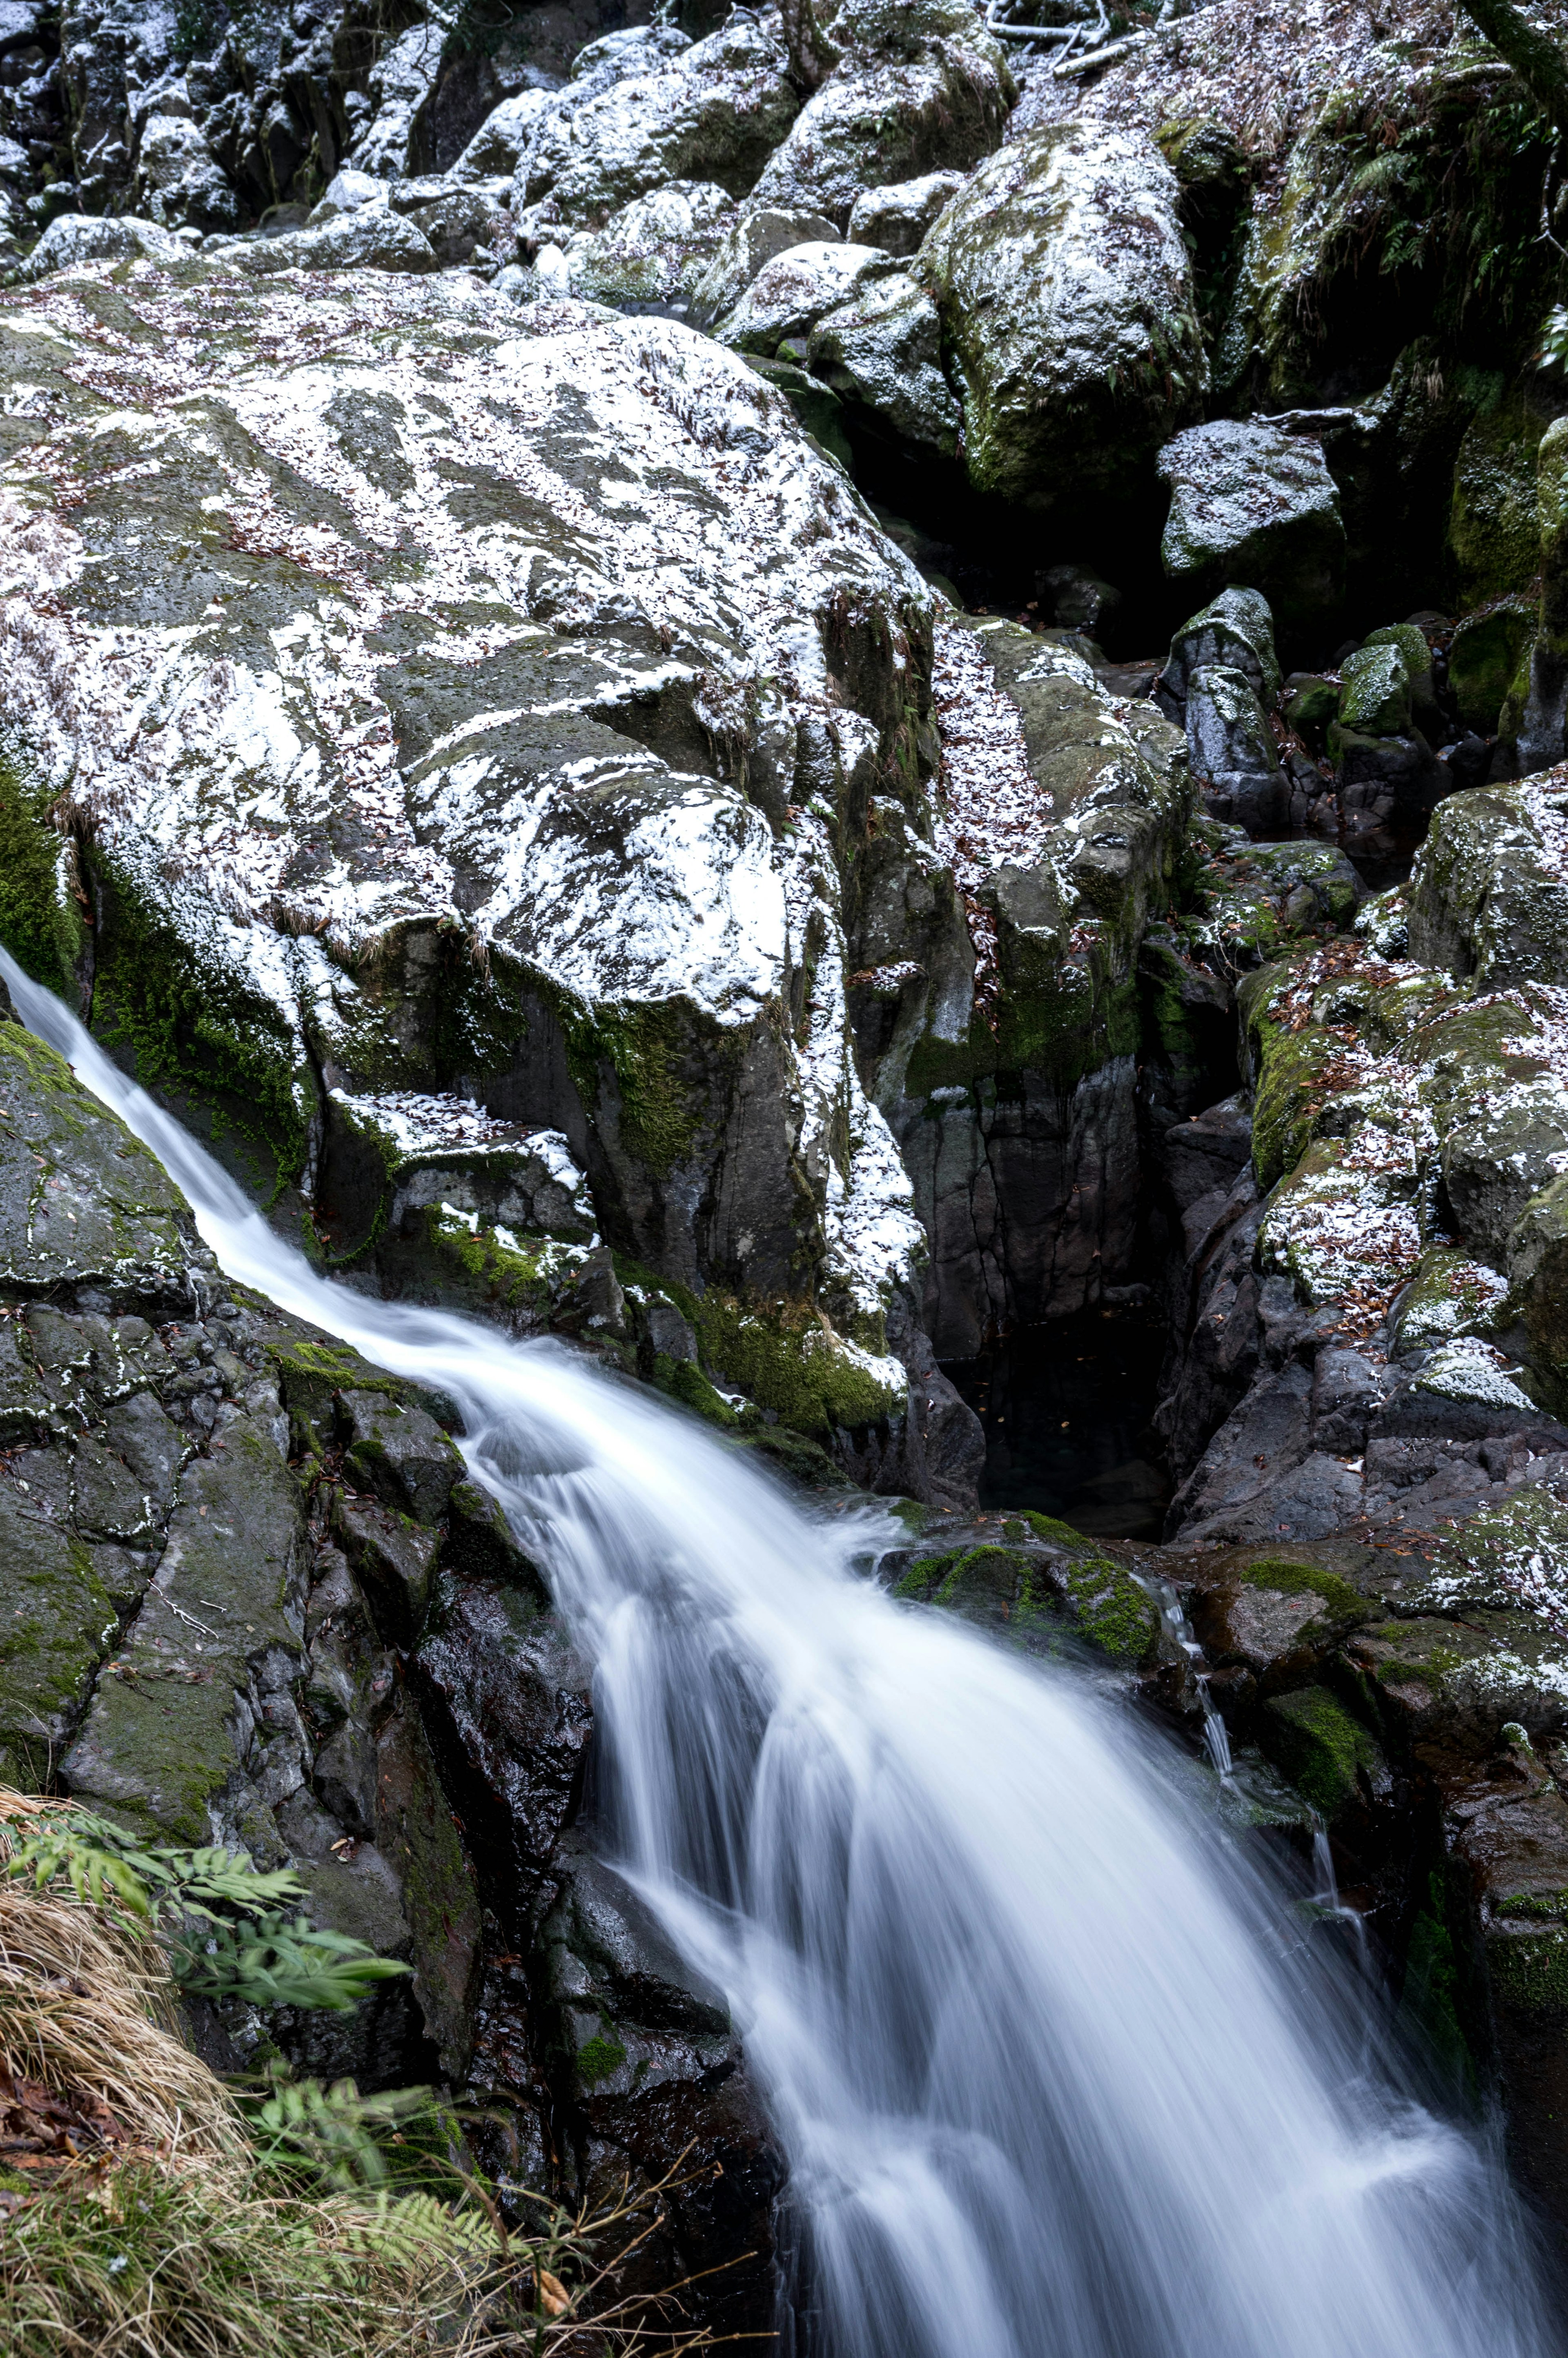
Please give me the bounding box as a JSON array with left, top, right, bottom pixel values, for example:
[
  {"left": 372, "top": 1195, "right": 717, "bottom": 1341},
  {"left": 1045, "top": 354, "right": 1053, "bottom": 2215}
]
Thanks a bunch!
[{"left": 1, "top": 1801, "right": 409, "bottom": 2014}]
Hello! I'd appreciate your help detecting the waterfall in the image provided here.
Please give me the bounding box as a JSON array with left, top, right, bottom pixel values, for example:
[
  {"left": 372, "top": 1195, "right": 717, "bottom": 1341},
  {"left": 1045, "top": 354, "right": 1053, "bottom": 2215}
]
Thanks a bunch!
[{"left": 4, "top": 947, "right": 1558, "bottom": 2358}]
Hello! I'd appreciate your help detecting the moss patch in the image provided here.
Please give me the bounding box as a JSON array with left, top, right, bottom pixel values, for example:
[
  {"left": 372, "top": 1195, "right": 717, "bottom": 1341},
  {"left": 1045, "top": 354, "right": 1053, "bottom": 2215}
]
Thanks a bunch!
[
  {"left": 0, "top": 741, "right": 81, "bottom": 995},
  {"left": 1239, "top": 1557, "right": 1368, "bottom": 1623},
  {"left": 1258, "top": 1685, "right": 1381, "bottom": 1817}
]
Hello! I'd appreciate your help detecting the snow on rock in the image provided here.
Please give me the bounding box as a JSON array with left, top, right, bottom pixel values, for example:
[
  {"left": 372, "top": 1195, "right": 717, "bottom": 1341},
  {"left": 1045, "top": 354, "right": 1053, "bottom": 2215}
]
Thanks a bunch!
[{"left": 0, "top": 256, "right": 938, "bottom": 1358}]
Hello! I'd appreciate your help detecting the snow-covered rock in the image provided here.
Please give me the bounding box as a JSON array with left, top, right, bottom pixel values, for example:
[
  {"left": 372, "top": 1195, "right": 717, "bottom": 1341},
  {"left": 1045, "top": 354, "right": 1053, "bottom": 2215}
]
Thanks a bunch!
[
  {"left": 808, "top": 270, "right": 959, "bottom": 456},
  {"left": 1157, "top": 418, "right": 1344, "bottom": 626},
  {"left": 688, "top": 204, "right": 843, "bottom": 331},
  {"left": 920, "top": 119, "right": 1205, "bottom": 509},
  {"left": 846, "top": 169, "right": 967, "bottom": 254},
  {"left": 558, "top": 180, "right": 735, "bottom": 316},
  {"left": 0, "top": 258, "right": 956, "bottom": 1463},
  {"left": 514, "top": 15, "right": 799, "bottom": 234},
  {"left": 750, "top": 0, "right": 1013, "bottom": 230},
  {"left": 714, "top": 239, "right": 892, "bottom": 357},
  {"left": 219, "top": 208, "right": 440, "bottom": 276},
  {"left": 16, "top": 208, "right": 185, "bottom": 277}
]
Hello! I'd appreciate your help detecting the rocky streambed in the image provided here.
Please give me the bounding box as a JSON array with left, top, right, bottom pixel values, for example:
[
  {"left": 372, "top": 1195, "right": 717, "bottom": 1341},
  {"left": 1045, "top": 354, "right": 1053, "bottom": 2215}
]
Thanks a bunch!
[{"left": 1, "top": 0, "right": 1568, "bottom": 2326}]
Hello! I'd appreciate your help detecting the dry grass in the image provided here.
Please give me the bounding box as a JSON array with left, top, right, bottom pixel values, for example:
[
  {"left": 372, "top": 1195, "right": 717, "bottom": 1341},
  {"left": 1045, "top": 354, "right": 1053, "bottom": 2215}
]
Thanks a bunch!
[
  {"left": 0, "top": 1880, "right": 242, "bottom": 2167},
  {"left": 0, "top": 1792, "right": 736, "bottom": 2357}
]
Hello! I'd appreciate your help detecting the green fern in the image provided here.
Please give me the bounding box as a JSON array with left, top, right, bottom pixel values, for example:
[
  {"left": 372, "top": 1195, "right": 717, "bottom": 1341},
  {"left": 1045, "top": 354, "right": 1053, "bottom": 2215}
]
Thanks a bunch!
[
  {"left": 171, "top": 1917, "right": 412, "bottom": 2013},
  {"left": 2, "top": 1805, "right": 408, "bottom": 2015}
]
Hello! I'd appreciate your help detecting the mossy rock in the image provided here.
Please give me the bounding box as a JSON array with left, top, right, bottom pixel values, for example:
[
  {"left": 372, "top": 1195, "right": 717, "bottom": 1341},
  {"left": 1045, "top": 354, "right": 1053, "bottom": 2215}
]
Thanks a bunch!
[
  {"left": 1237, "top": 1555, "right": 1369, "bottom": 1624},
  {"left": 1335, "top": 641, "right": 1410, "bottom": 739},
  {"left": 1448, "top": 597, "right": 1535, "bottom": 736},
  {"left": 0, "top": 736, "right": 84, "bottom": 997},
  {"left": 1448, "top": 396, "right": 1544, "bottom": 608},
  {"left": 1258, "top": 1685, "right": 1382, "bottom": 1817}
]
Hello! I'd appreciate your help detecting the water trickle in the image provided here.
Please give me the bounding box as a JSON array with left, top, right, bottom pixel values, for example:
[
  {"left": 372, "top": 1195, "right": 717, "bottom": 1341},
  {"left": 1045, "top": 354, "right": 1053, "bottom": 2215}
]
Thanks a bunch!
[{"left": 5, "top": 949, "right": 1559, "bottom": 2358}]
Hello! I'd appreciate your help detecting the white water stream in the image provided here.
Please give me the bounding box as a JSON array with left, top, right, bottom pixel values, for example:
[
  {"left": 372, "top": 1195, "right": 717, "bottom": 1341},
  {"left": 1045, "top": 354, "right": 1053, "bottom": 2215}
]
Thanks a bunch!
[{"left": 4, "top": 948, "right": 1559, "bottom": 2358}]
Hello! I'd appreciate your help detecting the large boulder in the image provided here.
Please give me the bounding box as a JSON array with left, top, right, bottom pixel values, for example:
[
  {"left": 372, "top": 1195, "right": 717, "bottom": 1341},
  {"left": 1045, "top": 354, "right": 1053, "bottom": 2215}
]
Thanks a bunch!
[
  {"left": 920, "top": 120, "right": 1206, "bottom": 510},
  {"left": 749, "top": 0, "right": 1013, "bottom": 231},
  {"left": 1156, "top": 418, "right": 1343, "bottom": 628},
  {"left": 514, "top": 15, "right": 800, "bottom": 233},
  {"left": 0, "top": 254, "right": 985, "bottom": 1501}
]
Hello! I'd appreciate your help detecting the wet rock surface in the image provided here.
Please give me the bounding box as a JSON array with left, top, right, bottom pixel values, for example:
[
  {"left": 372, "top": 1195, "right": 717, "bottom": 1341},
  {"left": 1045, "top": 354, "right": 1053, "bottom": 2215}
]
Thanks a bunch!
[{"left": 7, "top": 0, "right": 1568, "bottom": 2286}]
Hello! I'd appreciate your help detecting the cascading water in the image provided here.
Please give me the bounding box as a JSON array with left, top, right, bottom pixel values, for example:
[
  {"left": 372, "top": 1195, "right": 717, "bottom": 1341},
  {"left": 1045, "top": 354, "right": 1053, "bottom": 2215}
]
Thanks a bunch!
[{"left": 3, "top": 946, "right": 1559, "bottom": 2358}]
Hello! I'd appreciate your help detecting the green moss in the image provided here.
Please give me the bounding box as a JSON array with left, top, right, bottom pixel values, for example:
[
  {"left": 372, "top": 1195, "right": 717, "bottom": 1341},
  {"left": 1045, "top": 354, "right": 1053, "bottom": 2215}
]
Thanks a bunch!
[
  {"left": 651, "top": 1352, "right": 739, "bottom": 1427},
  {"left": 1250, "top": 1020, "right": 1343, "bottom": 1192},
  {"left": 693, "top": 1293, "right": 902, "bottom": 1438},
  {"left": 575, "top": 2032, "right": 628, "bottom": 2086},
  {"left": 1059, "top": 1555, "right": 1161, "bottom": 1664},
  {"left": 1487, "top": 1927, "right": 1568, "bottom": 2016},
  {"left": 892, "top": 1553, "right": 945, "bottom": 1601},
  {"left": 1258, "top": 1685, "right": 1381, "bottom": 1817},
  {"left": 89, "top": 851, "right": 310, "bottom": 1200},
  {"left": 0, "top": 739, "right": 82, "bottom": 994},
  {"left": 1240, "top": 1557, "right": 1368, "bottom": 1622},
  {"left": 1397, "top": 1868, "right": 1478, "bottom": 2101},
  {"left": 562, "top": 1000, "right": 706, "bottom": 1179}
]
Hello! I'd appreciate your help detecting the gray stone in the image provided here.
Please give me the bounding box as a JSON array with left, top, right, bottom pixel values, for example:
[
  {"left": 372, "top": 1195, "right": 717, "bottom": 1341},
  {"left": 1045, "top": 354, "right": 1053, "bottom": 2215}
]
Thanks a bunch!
[
  {"left": 715, "top": 237, "right": 893, "bottom": 355},
  {"left": 688, "top": 202, "right": 843, "bottom": 330},
  {"left": 220, "top": 208, "right": 439, "bottom": 276},
  {"left": 1184, "top": 664, "right": 1288, "bottom": 837},
  {"left": 18, "top": 209, "right": 185, "bottom": 278},
  {"left": 808, "top": 267, "right": 959, "bottom": 454},
  {"left": 1156, "top": 418, "right": 1343, "bottom": 625},
  {"left": 847, "top": 168, "right": 967, "bottom": 254},
  {"left": 1160, "top": 586, "right": 1281, "bottom": 709},
  {"left": 920, "top": 119, "right": 1205, "bottom": 509},
  {"left": 560, "top": 178, "right": 735, "bottom": 314}
]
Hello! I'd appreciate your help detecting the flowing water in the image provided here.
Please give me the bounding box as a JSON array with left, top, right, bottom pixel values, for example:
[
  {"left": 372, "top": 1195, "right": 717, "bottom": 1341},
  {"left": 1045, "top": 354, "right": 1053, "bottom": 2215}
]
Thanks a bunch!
[{"left": 4, "top": 947, "right": 1560, "bottom": 2358}]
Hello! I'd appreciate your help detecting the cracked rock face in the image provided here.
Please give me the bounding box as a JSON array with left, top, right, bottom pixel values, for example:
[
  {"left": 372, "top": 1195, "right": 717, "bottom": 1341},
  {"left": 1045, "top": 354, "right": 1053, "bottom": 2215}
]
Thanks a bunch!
[{"left": 0, "top": 250, "right": 1005, "bottom": 1492}]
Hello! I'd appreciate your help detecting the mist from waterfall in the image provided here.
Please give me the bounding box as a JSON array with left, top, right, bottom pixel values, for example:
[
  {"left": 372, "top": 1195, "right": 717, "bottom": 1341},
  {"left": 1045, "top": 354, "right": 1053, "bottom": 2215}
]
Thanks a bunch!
[{"left": 5, "top": 945, "right": 1558, "bottom": 2358}]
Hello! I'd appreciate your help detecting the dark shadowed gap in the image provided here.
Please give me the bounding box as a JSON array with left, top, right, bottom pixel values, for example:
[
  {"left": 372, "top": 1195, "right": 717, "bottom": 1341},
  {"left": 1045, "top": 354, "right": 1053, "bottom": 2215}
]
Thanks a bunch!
[{"left": 941, "top": 1308, "right": 1172, "bottom": 1541}]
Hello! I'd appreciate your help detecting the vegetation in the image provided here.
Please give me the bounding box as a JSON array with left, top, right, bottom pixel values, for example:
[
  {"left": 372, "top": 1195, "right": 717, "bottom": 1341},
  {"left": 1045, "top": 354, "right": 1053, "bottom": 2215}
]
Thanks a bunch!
[{"left": 0, "top": 1790, "right": 731, "bottom": 2358}]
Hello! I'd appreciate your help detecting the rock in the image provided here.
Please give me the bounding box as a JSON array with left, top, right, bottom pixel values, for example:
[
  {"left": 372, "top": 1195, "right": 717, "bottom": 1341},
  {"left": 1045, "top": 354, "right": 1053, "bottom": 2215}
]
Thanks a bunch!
[
  {"left": 403, "top": 187, "right": 515, "bottom": 268},
  {"left": 739, "top": 353, "right": 855, "bottom": 469},
  {"left": 343, "top": 14, "right": 448, "bottom": 182},
  {"left": 17, "top": 209, "right": 185, "bottom": 278},
  {"left": 1517, "top": 419, "right": 1568, "bottom": 779},
  {"left": 846, "top": 167, "right": 966, "bottom": 254},
  {"left": 515, "top": 15, "right": 800, "bottom": 233},
  {"left": 1258, "top": 1686, "right": 1383, "bottom": 1819},
  {"left": 1335, "top": 641, "right": 1411, "bottom": 739},
  {"left": 135, "top": 109, "right": 241, "bottom": 234},
  {"left": 687, "top": 201, "right": 843, "bottom": 330},
  {"left": 1361, "top": 622, "right": 1443, "bottom": 742},
  {"left": 219, "top": 207, "right": 440, "bottom": 275},
  {"left": 1039, "top": 563, "right": 1120, "bottom": 636},
  {"left": 1183, "top": 664, "right": 1287, "bottom": 836},
  {"left": 888, "top": 619, "right": 1189, "bottom": 1353},
  {"left": 1156, "top": 418, "right": 1344, "bottom": 626},
  {"left": 450, "top": 89, "right": 556, "bottom": 183},
  {"left": 713, "top": 236, "right": 891, "bottom": 355},
  {"left": 1283, "top": 672, "right": 1338, "bottom": 750},
  {"left": 1449, "top": 597, "right": 1535, "bottom": 738},
  {"left": 0, "top": 256, "right": 964, "bottom": 1495},
  {"left": 1408, "top": 779, "right": 1568, "bottom": 988},
  {"left": 1158, "top": 586, "right": 1279, "bottom": 711},
  {"left": 807, "top": 267, "right": 959, "bottom": 454},
  {"left": 920, "top": 119, "right": 1205, "bottom": 511},
  {"left": 310, "top": 168, "right": 394, "bottom": 223},
  {"left": 749, "top": 0, "right": 1013, "bottom": 230},
  {"left": 558, "top": 180, "right": 734, "bottom": 314}
]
